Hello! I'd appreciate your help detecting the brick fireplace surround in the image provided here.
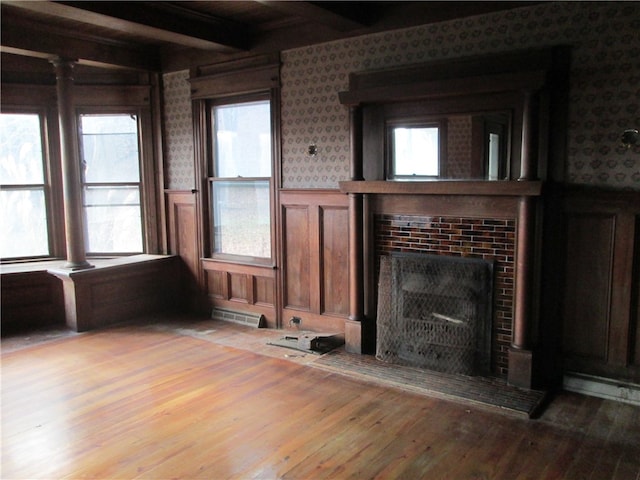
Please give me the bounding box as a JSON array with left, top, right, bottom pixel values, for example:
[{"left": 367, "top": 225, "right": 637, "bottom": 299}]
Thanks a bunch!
[{"left": 375, "top": 214, "right": 516, "bottom": 377}]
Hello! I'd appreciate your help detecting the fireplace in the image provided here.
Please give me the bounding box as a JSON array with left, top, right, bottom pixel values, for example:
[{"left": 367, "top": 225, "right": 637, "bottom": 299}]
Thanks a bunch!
[
  {"left": 374, "top": 213, "right": 515, "bottom": 377},
  {"left": 340, "top": 177, "right": 545, "bottom": 388},
  {"left": 376, "top": 253, "right": 493, "bottom": 376}
]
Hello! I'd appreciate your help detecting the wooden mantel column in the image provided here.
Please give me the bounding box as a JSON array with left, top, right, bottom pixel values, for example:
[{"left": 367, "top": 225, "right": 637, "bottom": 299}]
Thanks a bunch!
[
  {"left": 345, "top": 105, "right": 365, "bottom": 353},
  {"left": 509, "top": 88, "right": 540, "bottom": 388},
  {"left": 509, "top": 193, "right": 538, "bottom": 388},
  {"left": 519, "top": 90, "right": 539, "bottom": 181},
  {"left": 51, "top": 57, "right": 92, "bottom": 270}
]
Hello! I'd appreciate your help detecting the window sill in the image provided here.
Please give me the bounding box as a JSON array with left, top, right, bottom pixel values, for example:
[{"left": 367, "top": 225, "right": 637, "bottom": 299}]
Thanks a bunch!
[{"left": 1, "top": 254, "right": 174, "bottom": 276}]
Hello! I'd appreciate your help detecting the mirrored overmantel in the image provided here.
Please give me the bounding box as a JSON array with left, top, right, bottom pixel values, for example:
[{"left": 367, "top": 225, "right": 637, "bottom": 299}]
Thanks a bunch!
[{"left": 339, "top": 47, "right": 570, "bottom": 183}]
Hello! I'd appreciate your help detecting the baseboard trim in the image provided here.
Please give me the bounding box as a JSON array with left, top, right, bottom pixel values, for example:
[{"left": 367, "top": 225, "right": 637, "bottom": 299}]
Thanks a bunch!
[{"left": 563, "top": 372, "right": 640, "bottom": 406}]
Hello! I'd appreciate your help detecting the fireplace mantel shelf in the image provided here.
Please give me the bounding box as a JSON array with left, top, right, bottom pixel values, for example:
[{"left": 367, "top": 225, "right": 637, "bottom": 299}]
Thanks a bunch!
[{"left": 339, "top": 180, "right": 543, "bottom": 196}]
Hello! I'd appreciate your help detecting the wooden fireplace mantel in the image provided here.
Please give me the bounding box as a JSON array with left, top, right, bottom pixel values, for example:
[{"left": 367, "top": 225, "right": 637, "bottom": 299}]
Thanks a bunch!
[
  {"left": 339, "top": 180, "right": 543, "bottom": 197},
  {"left": 339, "top": 48, "right": 570, "bottom": 390},
  {"left": 342, "top": 180, "right": 544, "bottom": 389}
]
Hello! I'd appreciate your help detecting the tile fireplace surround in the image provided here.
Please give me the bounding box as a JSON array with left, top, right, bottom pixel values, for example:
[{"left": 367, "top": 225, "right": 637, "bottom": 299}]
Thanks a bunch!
[{"left": 375, "top": 214, "right": 515, "bottom": 377}]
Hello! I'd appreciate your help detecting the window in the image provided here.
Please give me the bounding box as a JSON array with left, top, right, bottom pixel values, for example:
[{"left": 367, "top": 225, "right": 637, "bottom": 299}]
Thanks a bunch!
[
  {"left": 209, "top": 97, "right": 273, "bottom": 261},
  {"left": 1, "top": 84, "right": 159, "bottom": 263},
  {"left": 0, "top": 112, "right": 51, "bottom": 259},
  {"left": 387, "top": 121, "right": 445, "bottom": 180},
  {"left": 78, "top": 113, "right": 144, "bottom": 254}
]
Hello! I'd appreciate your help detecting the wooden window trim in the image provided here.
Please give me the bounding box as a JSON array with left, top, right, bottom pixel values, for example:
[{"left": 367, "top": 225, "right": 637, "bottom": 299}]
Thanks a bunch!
[
  {"left": 191, "top": 54, "right": 282, "bottom": 266},
  {"left": 1, "top": 93, "right": 65, "bottom": 261},
  {"left": 75, "top": 84, "right": 161, "bottom": 255}
]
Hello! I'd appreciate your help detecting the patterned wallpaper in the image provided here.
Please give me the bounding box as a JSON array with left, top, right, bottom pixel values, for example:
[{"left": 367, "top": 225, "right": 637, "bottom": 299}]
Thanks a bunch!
[
  {"left": 163, "top": 2, "right": 640, "bottom": 191},
  {"left": 446, "top": 116, "right": 473, "bottom": 179},
  {"left": 163, "top": 70, "right": 194, "bottom": 190},
  {"left": 280, "top": 1, "right": 640, "bottom": 189}
]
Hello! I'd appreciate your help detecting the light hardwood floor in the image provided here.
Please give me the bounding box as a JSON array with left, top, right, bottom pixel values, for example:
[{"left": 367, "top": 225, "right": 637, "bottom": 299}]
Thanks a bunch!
[{"left": 2, "top": 317, "right": 639, "bottom": 479}]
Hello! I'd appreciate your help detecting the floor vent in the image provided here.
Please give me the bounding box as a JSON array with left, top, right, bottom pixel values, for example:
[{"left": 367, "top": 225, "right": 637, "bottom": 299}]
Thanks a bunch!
[{"left": 211, "top": 308, "right": 265, "bottom": 328}]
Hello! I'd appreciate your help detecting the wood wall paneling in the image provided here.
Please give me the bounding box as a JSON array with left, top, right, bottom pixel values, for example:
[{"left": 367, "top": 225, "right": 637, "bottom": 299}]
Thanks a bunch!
[
  {"left": 206, "top": 270, "right": 228, "bottom": 300},
  {"left": 0, "top": 271, "right": 65, "bottom": 333},
  {"left": 635, "top": 244, "right": 640, "bottom": 367},
  {"left": 563, "top": 214, "right": 614, "bottom": 361},
  {"left": 255, "top": 276, "right": 275, "bottom": 306},
  {"left": 166, "top": 191, "right": 201, "bottom": 311},
  {"left": 609, "top": 212, "right": 636, "bottom": 366},
  {"left": 283, "top": 205, "right": 312, "bottom": 311},
  {"left": 202, "top": 259, "right": 277, "bottom": 327},
  {"left": 230, "top": 273, "right": 249, "bottom": 304},
  {"left": 50, "top": 256, "right": 181, "bottom": 331},
  {"left": 280, "top": 190, "right": 350, "bottom": 332},
  {"left": 562, "top": 190, "right": 640, "bottom": 383},
  {"left": 321, "top": 206, "right": 350, "bottom": 316}
]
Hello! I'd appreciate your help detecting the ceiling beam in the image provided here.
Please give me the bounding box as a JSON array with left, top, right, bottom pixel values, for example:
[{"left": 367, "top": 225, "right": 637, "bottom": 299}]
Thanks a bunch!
[
  {"left": 1, "top": 17, "right": 160, "bottom": 71},
  {"left": 256, "top": 1, "right": 374, "bottom": 32},
  {"left": 4, "top": 1, "right": 250, "bottom": 52}
]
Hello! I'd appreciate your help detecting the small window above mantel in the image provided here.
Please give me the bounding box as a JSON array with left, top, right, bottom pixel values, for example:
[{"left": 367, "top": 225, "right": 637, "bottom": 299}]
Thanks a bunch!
[{"left": 339, "top": 47, "right": 570, "bottom": 184}]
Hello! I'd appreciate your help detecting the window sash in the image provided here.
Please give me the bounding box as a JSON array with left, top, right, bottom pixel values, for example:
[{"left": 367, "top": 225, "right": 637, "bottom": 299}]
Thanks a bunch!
[
  {"left": 211, "top": 98, "right": 272, "bottom": 178},
  {"left": 0, "top": 187, "right": 50, "bottom": 259},
  {"left": 208, "top": 95, "right": 274, "bottom": 262},
  {"left": 0, "top": 111, "right": 52, "bottom": 259},
  {"left": 209, "top": 178, "right": 271, "bottom": 260},
  {"left": 78, "top": 113, "right": 144, "bottom": 255},
  {"left": 82, "top": 184, "right": 143, "bottom": 254},
  {"left": 387, "top": 122, "right": 443, "bottom": 180}
]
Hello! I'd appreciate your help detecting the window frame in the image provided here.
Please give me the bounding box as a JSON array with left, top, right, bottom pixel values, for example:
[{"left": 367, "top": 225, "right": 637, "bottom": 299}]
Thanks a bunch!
[
  {"left": 386, "top": 119, "right": 447, "bottom": 180},
  {"left": 76, "top": 109, "right": 146, "bottom": 256},
  {"left": 205, "top": 92, "right": 277, "bottom": 266},
  {"left": 0, "top": 83, "right": 161, "bottom": 264},
  {"left": 73, "top": 86, "right": 160, "bottom": 257},
  {"left": 0, "top": 99, "right": 66, "bottom": 262}
]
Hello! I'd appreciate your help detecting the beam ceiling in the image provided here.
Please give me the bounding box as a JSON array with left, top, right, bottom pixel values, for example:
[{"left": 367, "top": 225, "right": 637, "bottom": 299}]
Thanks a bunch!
[{"left": 1, "top": 1, "right": 541, "bottom": 73}]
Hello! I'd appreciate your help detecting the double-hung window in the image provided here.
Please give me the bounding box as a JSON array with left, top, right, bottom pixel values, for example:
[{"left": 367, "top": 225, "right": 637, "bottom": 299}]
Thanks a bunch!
[
  {"left": 0, "top": 111, "right": 52, "bottom": 259},
  {"left": 78, "top": 112, "right": 144, "bottom": 254},
  {"left": 1, "top": 84, "right": 159, "bottom": 263},
  {"left": 209, "top": 96, "right": 274, "bottom": 262}
]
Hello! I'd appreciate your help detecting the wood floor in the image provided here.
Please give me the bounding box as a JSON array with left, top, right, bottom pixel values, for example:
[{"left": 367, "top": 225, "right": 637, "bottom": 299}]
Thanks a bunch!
[{"left": 2, "top": 317, "right": 639, "bottom": 480}]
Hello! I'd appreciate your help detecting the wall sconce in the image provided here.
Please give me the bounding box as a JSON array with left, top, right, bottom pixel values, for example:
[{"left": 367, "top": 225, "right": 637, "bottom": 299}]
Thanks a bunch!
[
  {"left": 621, "top": 129, "right": 639, "bottom": 149},
  {"left": 307, "top": 144, "right": 318, "bottom": 156}
]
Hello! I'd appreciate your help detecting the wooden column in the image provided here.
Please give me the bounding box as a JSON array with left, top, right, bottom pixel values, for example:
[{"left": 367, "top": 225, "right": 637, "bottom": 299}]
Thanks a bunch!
[
  {"left": 509, "top": 194, "right": 537, "bottom": 387},
  {"left": 51, "top": 57, "right": 92, "bottom": 270},
  {"left": 519, "top": 90, "right": 539, "bottom": 181},
  {"left": 510, "top": 87, "right": 540, "bottom": 388},
  {"left": 345, "top": 106, "right": 364, "bottom": 353}
]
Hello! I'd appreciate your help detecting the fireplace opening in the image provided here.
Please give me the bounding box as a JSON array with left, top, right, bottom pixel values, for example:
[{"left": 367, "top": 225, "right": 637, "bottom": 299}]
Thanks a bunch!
[{"left": 376, "top": 253, "right": 493, "bottom": 376}]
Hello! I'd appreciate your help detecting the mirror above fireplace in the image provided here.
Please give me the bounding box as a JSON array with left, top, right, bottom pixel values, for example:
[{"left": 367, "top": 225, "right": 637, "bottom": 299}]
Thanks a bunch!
[{"left": 339, "top": 47, "right": 570, "bottom": 183}]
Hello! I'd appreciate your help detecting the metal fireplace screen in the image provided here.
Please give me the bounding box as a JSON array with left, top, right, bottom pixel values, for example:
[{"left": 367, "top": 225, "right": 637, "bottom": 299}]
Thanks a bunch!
[{"left": 376, "top": 253, "right": 493, "bottom": 376}]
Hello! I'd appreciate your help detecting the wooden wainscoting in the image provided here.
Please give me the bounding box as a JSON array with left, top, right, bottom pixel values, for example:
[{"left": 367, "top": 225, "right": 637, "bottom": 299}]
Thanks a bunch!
[
  {"left": 49, "top": 256, "right": 181, "bottom": 331},
  {"left": 562, "top": 188, "right": 640, "bottom": 383},
  {"left": 166, "top": 189, "right": 350, "bottom": 332},
  {"left": 280, "top": 190, "right": 350, "bottom": 332},
  {"left": 166, "top": 190, "right": 202, "bottom": 311},
  {"left": 202, "top": 259, "right": 277, "bottom": 328},
  {"left": 1, "top": 269, "right": 65, "bottom": 333}
]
